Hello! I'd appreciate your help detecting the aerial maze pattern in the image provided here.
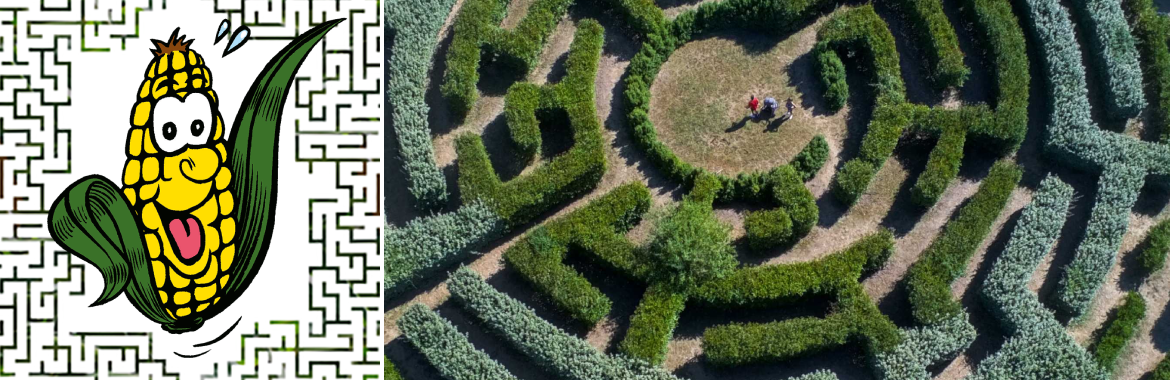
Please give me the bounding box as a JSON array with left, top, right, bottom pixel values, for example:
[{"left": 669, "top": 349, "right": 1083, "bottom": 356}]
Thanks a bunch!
[
  {"left": 386, "top": 0, "right": 1170, "bottom": 378},
  {"left": 0, "top": 0, "right": 382, "bottom": 378}
]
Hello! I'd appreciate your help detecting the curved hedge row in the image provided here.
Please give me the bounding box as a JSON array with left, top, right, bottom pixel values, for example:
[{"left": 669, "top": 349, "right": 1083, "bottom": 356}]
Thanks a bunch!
[
  {"left": 972, "top": 176, "right": 1109, "bottom": 380},
  {"left": 386, "top": 201, "right": 504, "bottom": 297},
  {"left": 1091, "top": 291, "right": 1146, "bottom": 371},
  {"left": 441, "top": 0, "right": 574, "bottom": 117},
  {"left": 1139, "top": 218, "right": 1170, "bottom": 274},
  {"left": 744, "top": 165, "right": 818, "bottom": 252},
  {"left": 387, "top": 0, "right": 457, "bottom": 210},
  {"left": 1125, "top": 0, "right": 1170, "bottom": 142},
  {"left": 397, "top": 304, "right": 519, "bottom": 380},
  {"left": 889, "top": 0, "right": 969, "bottom": 89},
  {"left": 1067, "top": 0, "right": 1146, "bottom": 118},
  {"left": 447, "top": 266, "right": 681, "bottom": 380},
  {"left": 457, "top": 20, "right": 607, "bottom": 228}
]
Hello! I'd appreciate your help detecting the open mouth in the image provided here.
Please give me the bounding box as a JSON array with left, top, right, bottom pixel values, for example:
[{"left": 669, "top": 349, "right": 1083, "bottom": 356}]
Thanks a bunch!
[{"left": 158, "top": 207, "right": 205, "bottom": 264}]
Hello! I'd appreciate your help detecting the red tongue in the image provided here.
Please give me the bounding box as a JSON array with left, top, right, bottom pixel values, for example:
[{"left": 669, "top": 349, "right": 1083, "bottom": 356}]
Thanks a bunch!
[{"left": 168, "top": 218, "right": 202, "bottom": 260}]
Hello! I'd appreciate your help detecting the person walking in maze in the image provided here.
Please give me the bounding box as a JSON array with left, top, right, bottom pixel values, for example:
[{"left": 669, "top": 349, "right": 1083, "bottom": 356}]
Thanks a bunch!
[
  {"left": 762, "top": 97, "right": 779, "bottom": 119},
  {"left": 747, "top": 95, "right": 760, "bottom": 120},
  {"left": 785, "top": 98, "right": 796, "bottom": 120}
]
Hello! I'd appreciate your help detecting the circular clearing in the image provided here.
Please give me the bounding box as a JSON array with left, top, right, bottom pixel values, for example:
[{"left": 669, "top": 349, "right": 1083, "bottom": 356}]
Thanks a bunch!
[{"left": 650, "top": 30, "right": 842, "bottom": 175}]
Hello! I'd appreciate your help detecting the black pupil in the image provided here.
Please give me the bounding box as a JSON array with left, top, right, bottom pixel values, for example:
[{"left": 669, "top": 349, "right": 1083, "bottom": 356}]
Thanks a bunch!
[
  {"left": 162, "top": 122, "right": 177, "bottom": 140},
  {"left": 191, "top": 120, "right": 205, "bottom": 137}
]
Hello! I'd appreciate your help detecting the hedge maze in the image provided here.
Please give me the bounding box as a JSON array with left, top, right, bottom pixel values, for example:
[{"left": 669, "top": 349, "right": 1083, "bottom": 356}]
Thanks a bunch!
[{"left": 387, "top": 0, "right": 1170, "bottom": 377}]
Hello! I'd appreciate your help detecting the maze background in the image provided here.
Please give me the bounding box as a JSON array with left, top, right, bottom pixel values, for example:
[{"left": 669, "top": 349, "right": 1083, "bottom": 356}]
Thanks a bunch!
[{"left": 0, "top": 0, "right": 383, "bottom": 378}]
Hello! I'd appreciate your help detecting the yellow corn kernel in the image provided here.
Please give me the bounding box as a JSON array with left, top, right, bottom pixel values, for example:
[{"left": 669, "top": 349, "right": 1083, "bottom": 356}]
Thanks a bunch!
[
  {"left": 139, "top": 80, "right": 150, "bottom": 99},
  {"left": 215, "top": 167, "right": 231, "bottom": 191},
  {"left": 204, "top": 225, "right": 221, "bottom": 257},
  {"left": 196, "top": 257, "right": 219, "bottom": 285},
  {"left": 177, "top": 91, "right": 188, "bottom": 99},
  {"left": 220, "top": 274, "right": 230, "bottom": 288},
  {"left": 142, "top": 203, "right": 162, "bottom": 230},
  {"left": 151, "top": 260, "right": 165, "bottom": 288},
  {"left": 194, "top": 284, "right": 215, "bottom": 301},
  {"left": 220, "top": 245, "right": 234, "bottom": 271},
  {"left": 145, "top": 232, "right": 161, "bottom": 259},
  {"left": 142, "top": 157, "right": 160, "bottom": 182},
  {"left": 220, "top": 217, "right": 235, "bottom": 244},
  {"left": 174, "top": 291, "right": 191, "bottom": 305},
  {"left": 169, "top": 267, "right": 191, "bottom": 288},
  {"left": 193, "top": 79, "right": 204, "bottom": 89},
  {"left": 196, "top": 303, "right": 209, "bottom": 312},
  {"left": 133, "top": 102, "right": 151, "bottom": 127},
  {"left": 129, "top": 128, "right": 144, "bottom": 157},
  {"left": 192, "top": 196, "right": 218, "bottom": 223},
  {"left": 123, "top": 160, "right": 141, "bottom": 186},
  {"left": 173, "top": 72, "right": 188, "bottom": 90},
  {"left": 219, "top": 191, "right": 234, "bottom": 215},
  {"left": 166, "top": 309, "right": 176, "bottom": 318},
  {"left": 176, "top": 307, "right": 191, "bottom": 317},
  {"left": 143, "top": 131, "right": 158, "bottom": 154},
  {"left": 140, "top": 182, "right": 159, "bottom": 201},
  {"left": 207, "top": 90, "right": 217, "bottom": 104},
  {"left": 151, "top": 75, "right": 170, "bottom": 99},
  {"left": 214, "top": 142, "right": 227, "bottom": 161},
  {"left": 158, "top": 55, "right": 169, "bottom": 75},
  {"left": 147, "top": 62, "right": 158, "bottom": 78},
  {"left": 188, "top": 51, "right": 197, "bottom": 66},
  {"left": 123, "top": 188, "right": 137, "bottom": 206},
  {"left": 159, "top": 291, "right": 169, "bottom": 304},
  {"left": 212, "top": 297, "right": 220, "bottom": 305},
  {"left": 172, "top": 52, "right": 186, "bottom": 70}
]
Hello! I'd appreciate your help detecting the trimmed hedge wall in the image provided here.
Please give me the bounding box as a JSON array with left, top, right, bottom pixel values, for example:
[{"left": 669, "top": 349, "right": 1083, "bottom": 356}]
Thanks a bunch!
[
  {"left": 907, "top": 161, "right": 1022, "bottom": 324},
  {"left": 872, "top": 312, "right": 976, "bottom": 380},
  {"left": 1092, "top": 291, "right": 1146, "bottom": 371},
  {"left": 792, "top": 135, "right": 831, "bottom": 182},
  {"left": 744, "top": 165, "right": 818, "bottom": 252},
  {"left": 618, "top": 284, "right": 687, "bottom": 365},
  {"left": 387, "top": 0, "right": 456, "bottom": 210},
  {"left": 385, "top": 360, "right": 402, "bottom": 380},
  {"left": 792, "top": 371, "right": 840, "bottom": 380},
  {"left": 386, "top": 201, "right": 504, "bottom": 297},
  {"left": 447, "top": 266, "right": 681, "bottom": 380},
  {"left": 971, "top": 176, "right": 1109, "bottom": 380},
  {"left": 889, "top": 0, "right": 969, "bottom": 89},
  {"left": 457, "top": 20, "right": 607, "bottom": 229},
  {"left": 963, "top": 0, "right": 1029, "bottom": 153},
  {"left": 441, "top": 0, "right": 574, "bottom": 117},
  {"left": 1067, "top": 0, "right": 1147, "bottom": 118},
  {"left": 1140, "top": 218, "right": 1170, "bottom": 274},
  {"left": 397, "top": 304, "right": 519, "bottom": 380},
  {"left": 504, "top": 182, "right": 651, "bottom": 325},
  {"left": 1125, "top": 0, "right": 1170, "bottom": 142},
  {"left": 1154, "top": 356, "right": 1170, "bottom": 380},
  {"left": 910, "top": 120, "right": 966, "bottom": 207}
]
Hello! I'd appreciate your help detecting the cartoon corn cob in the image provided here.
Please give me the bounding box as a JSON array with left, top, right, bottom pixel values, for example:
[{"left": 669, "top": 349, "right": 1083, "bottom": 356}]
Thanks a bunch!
[{"left": 47, "top": 19, "right": 343, "bottom": 334}]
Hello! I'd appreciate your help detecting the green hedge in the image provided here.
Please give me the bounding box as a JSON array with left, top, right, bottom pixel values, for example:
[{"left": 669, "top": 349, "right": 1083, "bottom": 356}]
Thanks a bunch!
[
  {"left": 1153, "top": 355, "right": 1170, "bottom": 380},
  {"left": 397, "top": 304, "right": 519, "bottom": 380},
  {"left": 793, "top": 135, "right": 831, "bottom": 182},
  {"left": 441, "top": 0, "right": 574, "bottom": 117},
  {"left": 385, "top": 359, "right": 402, "bottom": 380},
  {"left": 1067, "top": 0, "right": 1146, "bottom": 118},
  {"left": 618, "top": 284, "right": 687, "bottom": 365},
  {"left": 457, "top": 20, "right": 607, "bottom": 228},
  {"left": 815, "top": 48, "right": 848, "bottom": 113},
  {"left": 963, "top": 0, "right": 1029, "bottom": 153},
  {"left": 890, "top": 0, "right": 969, "bottom": 89},
  {"left": 745, "top": 165, "right": 818, "bottom": 252},
  {"left": 1092, "top": 292, "right": 1147, "bottom": 371},
  {"left": 447, "top": 266, "right": 682, "bottom": 380},
  {"left": 972, "top": 176, "right": 1109, "bottom": 380},
  {"left": 1125, "top": 0, "right": 1170, "bottom": 142},
  {"left": 833, "top": 160, "right": 876, "bottom": 205},
  {"left": 910, "top": 119, "right": 966, "bottom": 207},
  {"left": 504, "top": 182, "right": 651, "bottom": 325},
  {"left": 1139, "top": 219, "right": 1170, "bottom": 274},
  {"left": 872, "top": 312, "right": 976, "bottom": 380},
  {"left": 907, "top": 161, "right": 1021, "bottom": 324},
  {"left": 386, "top": 0, "right": 456, "bottom": 210},
  {"left": 386, "top": 201, "right": 504, "bottom": 297}
]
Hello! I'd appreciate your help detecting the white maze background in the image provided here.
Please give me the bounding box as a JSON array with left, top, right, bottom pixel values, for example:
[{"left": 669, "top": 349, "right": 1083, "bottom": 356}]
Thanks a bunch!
[{"left": 0, "top": 0, "right": 383, "bottom": 378}]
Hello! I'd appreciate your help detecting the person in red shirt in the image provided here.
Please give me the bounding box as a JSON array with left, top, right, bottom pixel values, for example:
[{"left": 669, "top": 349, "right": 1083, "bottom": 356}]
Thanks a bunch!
[{"left": 747, "top": 95, "right": 760, "bottom": 120}]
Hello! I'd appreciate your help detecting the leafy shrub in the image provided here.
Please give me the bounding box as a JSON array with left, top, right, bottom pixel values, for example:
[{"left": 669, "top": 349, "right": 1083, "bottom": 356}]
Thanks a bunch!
[
  {"left": 1139, "top": 219, "right": 1170, "bottom": 274},
  {"left": 791, "top": 371, "right": 840, "bottom": 380},
  {"left": 833, "top": 160, "right": 876, "bottom": 205},
  {"left": 386, "top": 201, "right": 504, "bottom": 297},
  {"left": 745, "top": 208, "right": 795, "bottom": 252},
  {"left": 910, "top": 117, "right": 966, "bottom": 207},
  {"left": 791, "top": 135, "right": 831, "bottom": 181},
  {"left": 1154, "top": 356, "right": 1170, "bottom": 380},
  {"left": 1067, "top": 0, "right": 1146, "bottom": 118},
  {"left": 619, "top": 284, "right": 688, "bottom": 365},
  {"left": 1125, "top": 0, "right": 1170, "bottom": 142},
  {"left": 891, "top": 0, "right": 969, "bottom": 89},
  {"left": 397, "top": 304, "right": 519, "bottom": 380},
  {"left": 457, "top": 20, "right": 607, "bottom": 228},
  {"left": 447, "top": 266, "right": 682, "bottom": 380},
  {"left": 745, "top": 166, "right": 818, "bottom": 251},
  {"left": 872, "top": 313, "right": 976, "bottom": 380},
  {"left": 815, "top": 49, "right": 848, "bottom": 112},
  {"left": 647, "top": 178, "right": 737, "bottom": 293},
  {"left": 972, "top": 176, "right": 1109, "bottom": 380},
  {"left": 441, "top": 0, "right": 574, "bottom": 117},
  {"left": 1055, "top": 164, "right": 1146, "bottom": 318},
  {"left": 385, "top": 360, "right": 402, "bottom": 380},
  {"left": 963, "top": 0, "right": 1029, "bottom": 153},
  {"left": 907, "top": 161, "right": 1021, "bottom": 324},
  {"left": 1092, "top": 292, "right": 1146, "bottom": 371},
  {"left": 386, "top": 0, "right": 455, "bottom": 210},
  {"left": 504, "top": 182, "right": 652, "bottom": 325}
]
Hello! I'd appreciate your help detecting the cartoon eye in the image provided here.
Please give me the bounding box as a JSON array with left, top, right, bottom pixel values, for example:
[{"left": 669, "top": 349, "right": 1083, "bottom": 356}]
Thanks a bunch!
[{"left": 152, "top": 93, "right": 214, "bottom": 153}]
